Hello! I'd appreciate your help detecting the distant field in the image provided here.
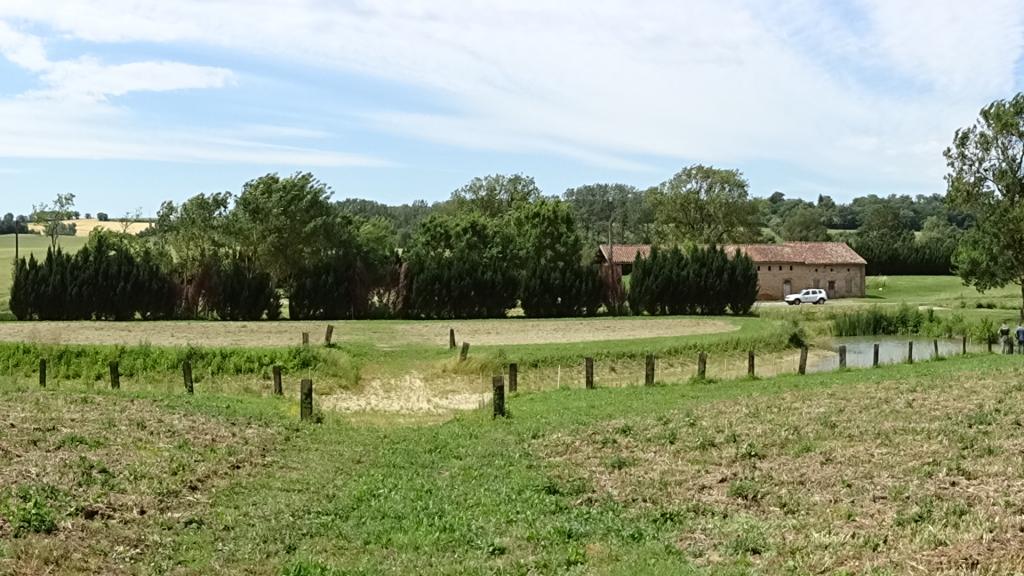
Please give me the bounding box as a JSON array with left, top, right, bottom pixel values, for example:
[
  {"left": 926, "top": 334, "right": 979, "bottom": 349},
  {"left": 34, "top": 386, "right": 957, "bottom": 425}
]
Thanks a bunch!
[
  {"left": 26, "top": 218, "right": 151, "bottom": 237},
  {"left": 0, "top": 234, "right": 87, "bottom": 320},
  {"left": 863, "top": 275, "right": 1018, "bottom": 304}
]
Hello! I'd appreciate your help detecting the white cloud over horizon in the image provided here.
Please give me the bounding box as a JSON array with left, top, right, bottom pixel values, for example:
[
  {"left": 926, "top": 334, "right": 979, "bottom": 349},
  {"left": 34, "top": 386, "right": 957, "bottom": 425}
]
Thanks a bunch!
[{"left": 0, "top": 0, "right": 1022, "bottom": 200}]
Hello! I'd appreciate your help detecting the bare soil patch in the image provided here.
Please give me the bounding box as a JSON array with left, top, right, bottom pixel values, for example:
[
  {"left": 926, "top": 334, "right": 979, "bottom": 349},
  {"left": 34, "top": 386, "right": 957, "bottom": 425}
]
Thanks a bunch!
[{"left": 320, "top": 375, "right": 489, "bottom": 414}]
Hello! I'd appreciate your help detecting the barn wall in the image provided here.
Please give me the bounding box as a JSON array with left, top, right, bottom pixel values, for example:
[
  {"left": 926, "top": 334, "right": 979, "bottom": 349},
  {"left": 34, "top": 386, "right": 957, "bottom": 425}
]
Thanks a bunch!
[{"left": 754, "top": 262, "right": 865, "bottom": 300}]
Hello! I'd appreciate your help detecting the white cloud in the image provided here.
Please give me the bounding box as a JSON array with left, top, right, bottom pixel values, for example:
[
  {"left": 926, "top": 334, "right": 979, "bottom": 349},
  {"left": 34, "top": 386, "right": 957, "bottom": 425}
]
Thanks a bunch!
[
  {"left": 32, "top": 58, "right": 235, "bottom": 103},
  {"left": 0, "top": 98, "right": 387, "bottom": 166},
  {"left": 0, "top": 20, "right": 235, "bottom": 102},
  {"left": 0, "top": 1, "right": 1022, "bottom": 193},
  {"left": 0, "top": 20, "right": 47, "bottom": 71},
  {"left": 0, "top": 19, "right": 385, "bottom": 166}
]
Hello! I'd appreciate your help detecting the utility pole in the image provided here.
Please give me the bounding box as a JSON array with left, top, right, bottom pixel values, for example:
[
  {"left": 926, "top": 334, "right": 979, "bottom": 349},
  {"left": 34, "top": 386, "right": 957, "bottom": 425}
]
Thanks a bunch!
[
  {"left": 14, "top": 216, "right": 19, "bottom": 262},
  {"left": 607, "top": 219, "right": 618, "bottom": 315}
]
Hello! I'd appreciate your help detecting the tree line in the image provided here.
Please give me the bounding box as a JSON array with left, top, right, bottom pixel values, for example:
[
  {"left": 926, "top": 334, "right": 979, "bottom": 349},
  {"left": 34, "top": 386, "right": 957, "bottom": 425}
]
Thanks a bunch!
[
  {"left": 9, "top": 173, "right": 761, "bottom": 321},
  {"left": 333, "top": 166, "right": 967, "bottom": 276}
]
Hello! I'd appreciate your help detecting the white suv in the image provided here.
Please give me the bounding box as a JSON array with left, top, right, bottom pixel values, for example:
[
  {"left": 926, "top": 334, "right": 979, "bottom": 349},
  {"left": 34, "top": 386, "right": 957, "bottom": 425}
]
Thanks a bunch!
[{"left": 785, "top": 288, "right": 828, "bottom": 305}]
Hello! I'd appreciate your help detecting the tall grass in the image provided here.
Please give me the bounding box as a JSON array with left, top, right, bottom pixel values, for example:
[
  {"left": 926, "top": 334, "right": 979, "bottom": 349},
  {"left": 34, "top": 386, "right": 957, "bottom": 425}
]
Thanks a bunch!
[
  {"left": 0, "top": 342, "right": 360, "bottom": 387},
  {"left": 452, "top": 320, "right": 804, "bottom": 373},
  {"left": 830, "top": 305, "right": 999, "bottom": 343}
]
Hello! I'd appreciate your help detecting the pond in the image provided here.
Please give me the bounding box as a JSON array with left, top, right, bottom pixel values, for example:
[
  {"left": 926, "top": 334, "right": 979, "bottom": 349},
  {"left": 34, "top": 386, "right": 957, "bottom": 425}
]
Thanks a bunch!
[{"left": 810, "top": 336, "right": 987, "bottom": 372}]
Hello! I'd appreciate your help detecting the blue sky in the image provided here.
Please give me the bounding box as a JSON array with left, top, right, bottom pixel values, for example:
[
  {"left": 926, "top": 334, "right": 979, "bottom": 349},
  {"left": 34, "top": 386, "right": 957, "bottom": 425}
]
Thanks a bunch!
[{"left": 0, "top": 0, "right": 1022, "bottom": 216}]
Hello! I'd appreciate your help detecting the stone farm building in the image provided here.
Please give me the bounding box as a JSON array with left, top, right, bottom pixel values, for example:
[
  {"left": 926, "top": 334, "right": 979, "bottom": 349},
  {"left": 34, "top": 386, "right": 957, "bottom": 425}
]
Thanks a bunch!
[{"left": 596, "top": 242, "right": 867, "bottom": 300}]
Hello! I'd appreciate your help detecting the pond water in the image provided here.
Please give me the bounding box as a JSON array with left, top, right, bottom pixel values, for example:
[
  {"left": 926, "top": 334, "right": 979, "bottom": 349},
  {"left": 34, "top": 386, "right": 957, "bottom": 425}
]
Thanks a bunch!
[{"left": 809, "top": 336, "right": 987, "bottom": 373}]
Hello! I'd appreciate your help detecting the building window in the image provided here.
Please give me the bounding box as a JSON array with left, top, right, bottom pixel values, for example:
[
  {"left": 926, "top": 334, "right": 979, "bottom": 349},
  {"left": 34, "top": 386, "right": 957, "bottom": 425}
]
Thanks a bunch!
[
  {"left": 847, "top": 268, "right": 850, "bottom": 272},
  {"left": 789, "top": 265, "right": 793, "bottom": 271},
  {"left": 814, "top": 268, "right": 818, "bottom": 272},
  {"left": 768, "top": 266, "right": 772, "bottom": 271},
  {"left": 830, "top": 268, "right": 834, "bottom": 272},
  {"left": 757, "top": 266, "right": 761, "bottom": 271}
]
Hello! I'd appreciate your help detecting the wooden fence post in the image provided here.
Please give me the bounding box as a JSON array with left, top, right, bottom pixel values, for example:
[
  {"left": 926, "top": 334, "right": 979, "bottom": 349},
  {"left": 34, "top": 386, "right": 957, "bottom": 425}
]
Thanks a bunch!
[
  {"left": 302, "top": 332, "right": 309, "bottom": 347},
  {"left": 449, "top": 328, "right": 456, "bottom": 350},
  {"left": 325, "top": 325, "right": 334, "bottom": 347},
  {"left": 300, "top": 379, "right": 313, "bottom": 422},
  {"left": 508, "top": 363, "right": 518, "bottom": 393},
  {"left": 645, "top": 354, "right": 655, "bottom": 386},
  {"left": 697, "top": 352, "right": 707, "bottom": 379},
  {"left": 747, "top": 350, "right": 755, "bottom": 378},
  {"left": 272, "top": 366, "right": 283, "bottom": 396},
  {"left": 798, "top": 347, "right": 808, "bottom": 375},
  {"left": 988, "top": 339, "right": 993, "bottom": 354},
  {"left": 838, "top": 345, "right": 847, "bottom": 370},
  {"left": 962, "top": 335, "right": 967, "bottom": 355},
  {"left": 872, "top": 343, "right": 880, "bottom": 368},
  {"left": 39, "top": 358, "right": 46, "bottom": 388},
  {"left": 459, "top": 342, "right": 470, "bottom": 362},
  {"left": 907, "top": 341, "right": 914, "bottom": 364},
  {"left": 933, "top": 339, "right": 939, "bottom": 359},
  {"left": 109, "top": 361, "right": 120, "bottom": 389},
  {"left": 183, "top": 361, "right": 193, "bottom": 395},
  {"left": 492, "top": 375, "right": 506, "bottom": 418},
  {"left": 585, "top": 357, "right": 594, "bottom": 389}
]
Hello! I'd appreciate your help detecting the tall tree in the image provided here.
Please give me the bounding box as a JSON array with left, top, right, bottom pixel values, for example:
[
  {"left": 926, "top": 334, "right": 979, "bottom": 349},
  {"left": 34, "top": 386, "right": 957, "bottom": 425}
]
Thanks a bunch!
[
  {"left": 648, "top": 165, "right": 760, "bottom": 245},
  {"left": 562, "top": 183, "right": 653, "bottom": 246},
  {"left": 517, "top": 198, "right": 601, "bottom": 317},
  {"left": 945, "top": 93, "right": 1024, "bottom": 317},
  {"left": 779, "top": 206, "right": 830, "bottom": 241},
  {"left": 449, "top": 174, "right": 542, "bottom": 218},
  {"left": 33, "top": 193, "right": 77, "bottom": 249},
  {"left": 231, "top": 172, "right": 342, "bottom": 284}
]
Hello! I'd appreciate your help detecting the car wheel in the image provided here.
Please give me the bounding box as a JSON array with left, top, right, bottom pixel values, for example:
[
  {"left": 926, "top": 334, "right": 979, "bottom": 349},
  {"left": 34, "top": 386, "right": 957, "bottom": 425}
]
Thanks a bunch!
[{"left": 816, "top": 298, "right": 825, "bottom": 305}]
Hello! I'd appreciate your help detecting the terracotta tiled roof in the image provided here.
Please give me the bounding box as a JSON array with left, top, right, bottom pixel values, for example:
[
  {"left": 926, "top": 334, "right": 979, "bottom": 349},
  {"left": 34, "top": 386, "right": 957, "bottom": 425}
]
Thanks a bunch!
[
  {"left": 597, "top": 244, "right": 651, "bottom": 264},
  {"left": 597, "top": 242, "right": 866, "bottom": 266},
  {"left": 723, "top": 242, "right": 867, "bottom": 265}
]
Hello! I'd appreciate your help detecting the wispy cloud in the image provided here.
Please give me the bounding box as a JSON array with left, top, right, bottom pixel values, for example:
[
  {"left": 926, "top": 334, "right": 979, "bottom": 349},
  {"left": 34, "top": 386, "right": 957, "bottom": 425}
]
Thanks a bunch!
[
  {"left": 0, "top": 19, "right": 387, "bottom": 167},
  {"left": 0, "top": 1, "right": 1022, "bottom": 193}
]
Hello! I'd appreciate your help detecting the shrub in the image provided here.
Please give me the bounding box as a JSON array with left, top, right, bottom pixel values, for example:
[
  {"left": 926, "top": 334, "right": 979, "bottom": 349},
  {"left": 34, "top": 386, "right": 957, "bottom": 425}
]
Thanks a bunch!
[
  {"left": 402, "top": 213, "right": 519, "bottom": 319},
  {"left": 517, "top": 199, "right": 602, "bottom": 318},
  {"left": 288, "top": 253, "right": 366, "bottom": 320},
  {"left": 628, "top": 245, "right": 758, "bottom": 316},
  {"left": 9, "top": 233, "right": 178, "bottom": 320},
  {"left": 209, "top": 254, "right": 280, "bottom": 321}
]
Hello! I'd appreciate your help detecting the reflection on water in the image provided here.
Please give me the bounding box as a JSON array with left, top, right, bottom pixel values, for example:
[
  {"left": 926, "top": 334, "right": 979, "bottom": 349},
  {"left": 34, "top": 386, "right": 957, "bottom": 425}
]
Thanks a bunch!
[{"left": 810, "top": 337, "right": 985, "bottom": 372}]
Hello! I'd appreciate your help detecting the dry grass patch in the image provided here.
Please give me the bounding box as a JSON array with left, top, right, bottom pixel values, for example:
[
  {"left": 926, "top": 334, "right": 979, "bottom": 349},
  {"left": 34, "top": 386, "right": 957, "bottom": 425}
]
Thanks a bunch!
[
  {"left": 0, "top": 316, "right": 739, "bottom": 349},
  {"left": 0, "top": 390, "right": 280, "bottom": 575},
  {"left": 539, "top": 370, "right": 1024, "bottom": 574},
  {"left": 398, "top": 317, "right": 738, "bottom": 346}
]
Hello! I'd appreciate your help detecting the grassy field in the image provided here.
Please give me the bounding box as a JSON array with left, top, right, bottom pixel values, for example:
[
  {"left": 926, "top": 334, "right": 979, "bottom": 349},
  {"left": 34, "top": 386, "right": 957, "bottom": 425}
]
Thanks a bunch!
[
  {"left": 0, "top": 235, "right": 87, "bottom": 320},
  {"left": 3, "top": 354, "right": 1024, "bottom": 574},
  {"left": 861, "top": 276, "right": 1021, "bottom": 309}
]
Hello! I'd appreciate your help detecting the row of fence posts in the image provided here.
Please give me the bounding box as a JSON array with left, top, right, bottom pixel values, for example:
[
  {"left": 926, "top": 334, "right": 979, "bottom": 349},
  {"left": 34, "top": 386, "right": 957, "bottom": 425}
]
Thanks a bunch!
[
  {"left": 26, "top": 329, "right": 979, "bottom": 421},
  {"left": 35, "top": 357, "right": 317, "bottom": 422},
  {"left": 487, "top": 334, "right": 973, "bottom": 418}
]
